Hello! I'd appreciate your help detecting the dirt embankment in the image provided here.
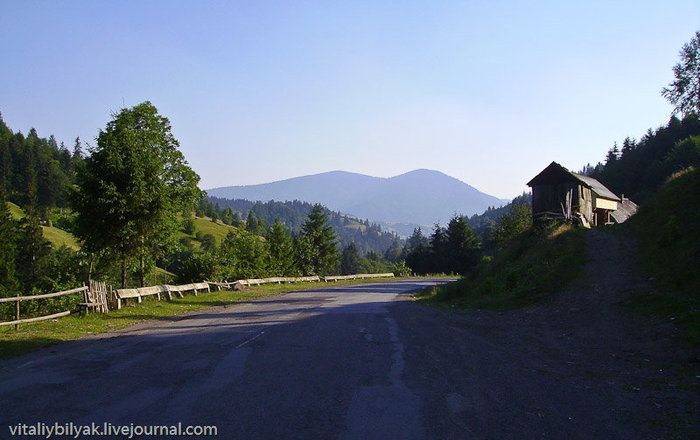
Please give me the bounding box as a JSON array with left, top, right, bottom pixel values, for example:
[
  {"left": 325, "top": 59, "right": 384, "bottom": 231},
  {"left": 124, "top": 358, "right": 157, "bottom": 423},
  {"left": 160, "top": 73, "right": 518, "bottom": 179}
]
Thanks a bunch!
[{"left": 449, "top": 228, "right": 698, "bottom": 437}]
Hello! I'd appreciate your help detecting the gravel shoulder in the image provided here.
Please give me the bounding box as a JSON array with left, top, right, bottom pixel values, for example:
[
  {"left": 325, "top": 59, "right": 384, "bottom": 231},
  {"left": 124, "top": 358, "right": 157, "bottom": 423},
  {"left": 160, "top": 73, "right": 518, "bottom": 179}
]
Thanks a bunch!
[{"left": 398, "top": 228, "right": 698, "bottom": 439}]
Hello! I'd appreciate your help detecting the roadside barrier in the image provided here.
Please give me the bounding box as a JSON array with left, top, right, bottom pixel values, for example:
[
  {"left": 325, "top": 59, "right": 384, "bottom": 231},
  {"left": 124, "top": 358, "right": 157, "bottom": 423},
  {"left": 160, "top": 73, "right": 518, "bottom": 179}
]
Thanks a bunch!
[{"left": 1, "top": 273, "right": 397, "bottom": 327}]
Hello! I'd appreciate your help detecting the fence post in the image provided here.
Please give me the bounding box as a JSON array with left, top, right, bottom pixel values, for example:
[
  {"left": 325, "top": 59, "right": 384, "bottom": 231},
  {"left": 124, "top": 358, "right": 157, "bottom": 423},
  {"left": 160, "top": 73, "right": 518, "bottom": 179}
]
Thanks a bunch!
[{"left": 15, "top": 296, "right": 20, "bottom": 330}]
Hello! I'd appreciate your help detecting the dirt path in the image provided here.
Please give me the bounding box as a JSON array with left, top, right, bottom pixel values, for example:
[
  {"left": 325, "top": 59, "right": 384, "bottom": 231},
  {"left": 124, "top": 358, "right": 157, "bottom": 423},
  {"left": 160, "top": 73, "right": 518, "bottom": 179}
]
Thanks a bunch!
[{"left": 432, "top": 228, "right": 699, "bottom": 438}]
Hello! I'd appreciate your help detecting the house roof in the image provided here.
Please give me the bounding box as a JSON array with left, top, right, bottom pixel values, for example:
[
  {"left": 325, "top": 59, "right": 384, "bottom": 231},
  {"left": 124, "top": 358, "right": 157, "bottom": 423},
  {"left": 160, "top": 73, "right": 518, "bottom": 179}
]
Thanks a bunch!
[
  {"left": 527, "top": 161, "right": 620, "bottom": 201},
  {"left": 570, "top": 172, "right": 620, "bottom": 200},
  {"left": 611, "top": 198, "right": 639, "bottom": 223}
]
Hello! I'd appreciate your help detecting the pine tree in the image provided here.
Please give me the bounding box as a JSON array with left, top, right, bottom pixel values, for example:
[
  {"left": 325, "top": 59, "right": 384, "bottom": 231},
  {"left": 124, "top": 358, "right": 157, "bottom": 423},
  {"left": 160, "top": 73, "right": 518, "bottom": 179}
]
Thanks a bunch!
[
  {"left": 267, "top": 219, "right": 296, "bottom": 275},
  {"left": 299, "top": 204, "right": 338, "bottom": 275},
  {"left": 15, "top": 209, "right": 52, "bottom": 294},
  {"left": 662, "top": 31, "right": 700, "bottom": 116},
  {"left": 0, "top": 187, "right": 18, "bottom": 297},
  {"left": 340, "top": 242, "right": 360, "bottom": 275},
  {"left": 446, "top": 215, "right": 481, "bottom": 275}
]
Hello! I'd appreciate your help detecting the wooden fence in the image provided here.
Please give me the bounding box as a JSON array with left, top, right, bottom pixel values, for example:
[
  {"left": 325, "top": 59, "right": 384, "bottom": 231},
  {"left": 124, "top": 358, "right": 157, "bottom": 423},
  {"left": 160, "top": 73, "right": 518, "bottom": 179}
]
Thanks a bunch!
[
  {"left": 322, "top": 273, "right": 395, "bottom": 282},
  {"left": 1, "top": 286, "right": 86, "bottom": 329},
  {"left": 114, "top": 282, "right": 211, "bottom": 309},
  {"left": 1, "top": 273, "right": 397, "bottom": 328}
]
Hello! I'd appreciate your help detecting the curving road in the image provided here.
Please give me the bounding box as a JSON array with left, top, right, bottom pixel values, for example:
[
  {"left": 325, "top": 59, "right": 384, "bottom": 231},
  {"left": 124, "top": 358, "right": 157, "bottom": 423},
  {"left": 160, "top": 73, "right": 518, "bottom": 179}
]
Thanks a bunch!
[
  {"left": 0, "top": 279, "right": 448, "bottom": 439},
  {"left": 0, "top": 278, "right": 680, "bottom": 439}
]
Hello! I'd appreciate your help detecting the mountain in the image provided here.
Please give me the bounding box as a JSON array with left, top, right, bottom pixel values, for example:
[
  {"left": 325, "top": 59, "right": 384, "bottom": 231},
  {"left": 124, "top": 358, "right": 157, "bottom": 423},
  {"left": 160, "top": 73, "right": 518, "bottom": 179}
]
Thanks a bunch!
[{"left": 206, "top": 169, "right": 507, "bottom": 227}]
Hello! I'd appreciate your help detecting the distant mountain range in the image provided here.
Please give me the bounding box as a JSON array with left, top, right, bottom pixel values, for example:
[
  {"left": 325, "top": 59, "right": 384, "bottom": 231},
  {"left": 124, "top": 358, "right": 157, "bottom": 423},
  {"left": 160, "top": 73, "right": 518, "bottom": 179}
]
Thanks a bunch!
[{"left": 206, "top": 169, "right": 508, "bottom": 229}]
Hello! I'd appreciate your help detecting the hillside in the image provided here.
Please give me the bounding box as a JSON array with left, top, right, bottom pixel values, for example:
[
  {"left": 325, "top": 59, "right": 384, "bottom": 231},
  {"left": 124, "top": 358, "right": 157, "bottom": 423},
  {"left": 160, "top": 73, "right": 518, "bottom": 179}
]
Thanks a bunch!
[
  {"left": 7, "top": 202, "right": 79, "bottom": 250},
  {"left": 206, "top": 198, "right": 402, "bottom": 256},
  {"left": 626, "top": 167, "right": 699, "bottom": 339},
  {"left": 206, "top": 169, "right": 507, "bottom": 226}
]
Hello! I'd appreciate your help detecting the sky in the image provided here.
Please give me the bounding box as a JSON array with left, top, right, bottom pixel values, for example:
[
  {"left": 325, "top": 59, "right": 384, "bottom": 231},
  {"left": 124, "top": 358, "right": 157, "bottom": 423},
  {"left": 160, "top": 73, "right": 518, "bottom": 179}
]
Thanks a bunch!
[{"left": 1, "top": 1, "right": 698, "bottom": 199}]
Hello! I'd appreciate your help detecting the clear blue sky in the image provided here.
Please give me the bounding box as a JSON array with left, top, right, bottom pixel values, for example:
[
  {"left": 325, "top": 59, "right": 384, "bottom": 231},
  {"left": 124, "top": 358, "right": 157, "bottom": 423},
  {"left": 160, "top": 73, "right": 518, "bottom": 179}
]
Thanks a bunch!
[{"left": 1, "top": 0, "right": 698, "bottom": 199}]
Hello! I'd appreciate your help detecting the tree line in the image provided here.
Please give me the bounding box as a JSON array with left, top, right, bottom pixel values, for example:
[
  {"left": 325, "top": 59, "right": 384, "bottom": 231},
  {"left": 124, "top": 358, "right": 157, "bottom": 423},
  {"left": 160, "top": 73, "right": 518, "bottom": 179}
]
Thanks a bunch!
[
  {"left": 581, "top": 113, "right": 700, "bottom": 203},
  {"left": 0, "top": 103, "right": 401, "bottom": 302},
  {"left": 206, "top": 197, "right": 403, "bottom": 257}
]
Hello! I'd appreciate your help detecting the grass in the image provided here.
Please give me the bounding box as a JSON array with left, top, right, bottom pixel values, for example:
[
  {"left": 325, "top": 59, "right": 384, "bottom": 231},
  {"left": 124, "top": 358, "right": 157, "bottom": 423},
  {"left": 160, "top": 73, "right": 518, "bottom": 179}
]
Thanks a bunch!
[
  {"left": 422, "top": 222, "right": 586, "bottom": 310},
  {"left": 625, "top": 167, "right": 700, "bottom": 342},
  {"left": 0, "top": 277, "right": 397, "bottom": 359},
  {"left": 191, "top": 216, "right": 241, "bottom": 244},
  {"left": 41, "top": 225, "right": 80, "bottom": 250},
  {"left": 8, "top": 201, "right": 24, "bottom": 220},
  {"left": 7, "top": 204, "right": 239, "bottom": 251},
  {"left": 7, "top": 202, "right": 81, "bottom": 250}
]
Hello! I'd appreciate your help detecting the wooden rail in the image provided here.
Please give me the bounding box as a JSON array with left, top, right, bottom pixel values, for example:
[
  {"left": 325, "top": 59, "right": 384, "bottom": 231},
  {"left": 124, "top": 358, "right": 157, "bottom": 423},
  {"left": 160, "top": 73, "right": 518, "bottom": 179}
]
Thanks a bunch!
[
  {"left": 114, "top": 282, "right": 211, "bottom": 309},
  {"left": 2, "top": 273, "right": 398, "bottom": 328},
  {"left": 0, "top": 286, "right": 88, "bottom": 329},
  {"left": 322, "top": 273, "right": 395, "bottom": 282}
]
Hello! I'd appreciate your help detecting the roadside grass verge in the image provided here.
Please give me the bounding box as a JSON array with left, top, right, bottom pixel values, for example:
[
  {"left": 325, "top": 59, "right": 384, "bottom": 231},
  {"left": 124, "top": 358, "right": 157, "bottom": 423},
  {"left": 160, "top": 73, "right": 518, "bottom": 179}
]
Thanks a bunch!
[
  {"left": 421, "top": 222, "right": 586, "bottom": 310},
  {"left": 625, "top": 167, "right": 700, "bottom": 342},
  {"left": 0, "top": 277, "right": 397, "bottom": 359}
]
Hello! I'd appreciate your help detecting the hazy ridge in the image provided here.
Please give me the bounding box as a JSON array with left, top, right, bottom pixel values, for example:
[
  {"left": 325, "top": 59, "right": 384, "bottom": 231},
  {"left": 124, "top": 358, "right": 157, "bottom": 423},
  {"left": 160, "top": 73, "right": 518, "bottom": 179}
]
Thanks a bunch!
[{"left": 206, "top": 169, "right": 508, "bottom": 227}]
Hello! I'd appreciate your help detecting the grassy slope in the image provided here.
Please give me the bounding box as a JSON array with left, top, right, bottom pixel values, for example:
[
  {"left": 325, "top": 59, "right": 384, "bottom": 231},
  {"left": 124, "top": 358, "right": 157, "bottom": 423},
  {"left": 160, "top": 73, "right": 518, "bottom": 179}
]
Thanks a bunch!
[
  {"left": 8, "top": 203, "right": 237, "bottom": 251},
  {"left": 176, "top": 216, "right": 248, "bottom": 249},
  {"left": 425, "top": 223, "right": 586, "bottom": 309},
  {"left": 8, "top": 202, "right": 24, "bottom": 220},
  {"left": 192, "top": 216, "right": 240, "bottom": 243},
  {"left": 626, "top": 167, "right": 699, "bottom": 340},
  {"left": 41, "top": 225, "right": 80, "bottom": 250},
  {"left": 7, "top": 202, "right": 80, "bottom": 250}
]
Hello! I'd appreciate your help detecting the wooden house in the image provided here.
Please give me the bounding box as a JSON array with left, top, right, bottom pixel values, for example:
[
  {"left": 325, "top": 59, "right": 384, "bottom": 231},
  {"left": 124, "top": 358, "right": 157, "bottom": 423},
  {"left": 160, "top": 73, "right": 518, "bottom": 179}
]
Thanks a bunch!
[{"left": 527, "top": 161, "right": 620, "bottom": 227}]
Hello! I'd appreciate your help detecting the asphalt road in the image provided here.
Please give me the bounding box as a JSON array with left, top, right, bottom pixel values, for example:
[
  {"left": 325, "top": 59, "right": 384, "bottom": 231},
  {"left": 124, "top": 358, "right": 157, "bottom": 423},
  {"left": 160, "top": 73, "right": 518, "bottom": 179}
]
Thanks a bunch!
[
  {"left": 0, "top": 279, "right": 446, "bottom": 439},
  {"left": 0, "top": 278, "right": 680, "bottom": 439}
]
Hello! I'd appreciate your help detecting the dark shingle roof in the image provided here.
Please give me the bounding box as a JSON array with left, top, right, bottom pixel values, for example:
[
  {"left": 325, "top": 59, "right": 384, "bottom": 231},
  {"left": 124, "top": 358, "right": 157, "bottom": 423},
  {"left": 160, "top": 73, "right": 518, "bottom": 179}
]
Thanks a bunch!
[
  {"left": 571, "top": 172, "right": 619, "bottom": 201},
  {"left": 527, "top": 161, "right": 619, "bottom": 201},
  {"left": 611, "top": 199, "right": 639, "bottom": 223}
]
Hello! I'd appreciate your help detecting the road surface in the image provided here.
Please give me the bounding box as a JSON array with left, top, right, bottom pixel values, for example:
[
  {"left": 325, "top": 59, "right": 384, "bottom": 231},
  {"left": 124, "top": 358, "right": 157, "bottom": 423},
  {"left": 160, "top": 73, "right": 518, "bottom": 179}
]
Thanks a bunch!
[{"left": 0, "top": 279, "right": 690, "bottom": 439}]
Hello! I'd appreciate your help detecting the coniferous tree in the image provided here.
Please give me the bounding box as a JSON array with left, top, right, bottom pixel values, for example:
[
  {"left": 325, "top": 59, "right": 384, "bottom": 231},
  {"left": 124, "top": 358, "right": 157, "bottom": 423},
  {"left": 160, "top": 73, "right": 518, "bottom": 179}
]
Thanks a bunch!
[
  {"left": 662, "top": 31, "right": 700, "bottom": 116},
  {"left": 15, "top": 209, "right": 52, "bottom": 294},
  {"left": 72, "top": 137, "right": 83, "bottom": 161},
  {"left": 298, "top": 204, "right": 338, "bottom": 275},
  {"left": 267, "top": 219, "right": 296, "bottom": 275},
  {"left": 446, "top": 215, "right": 481, "bottom": 275},
  {"left": 0, "top": 188, "right": 18, "bottom": 297},
  {"left": 340, "top": 242, "right": 360, "bottom": 275},
  {"left": 429, "top": 224, "right": 449, "bottom": 274}
]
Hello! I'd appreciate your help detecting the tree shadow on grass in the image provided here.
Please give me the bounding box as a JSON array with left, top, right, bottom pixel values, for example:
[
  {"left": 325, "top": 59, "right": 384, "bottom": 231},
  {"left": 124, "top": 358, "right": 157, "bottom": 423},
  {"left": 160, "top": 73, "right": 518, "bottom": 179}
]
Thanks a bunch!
[{"left": 0, "top": 337, "right": 64, "bottom": 360}]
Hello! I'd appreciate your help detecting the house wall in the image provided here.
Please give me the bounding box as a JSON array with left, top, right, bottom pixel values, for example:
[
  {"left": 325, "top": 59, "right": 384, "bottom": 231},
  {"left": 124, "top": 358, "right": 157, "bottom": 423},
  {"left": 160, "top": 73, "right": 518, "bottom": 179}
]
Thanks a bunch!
[
  {"left": 576, "top": 186, "right": 593, "bottom": 224},
  {"left": 532, "top": 182, "right": 594, "bottom": 222},
  {"left": 532, "top": 183, "right": 577, "bottom": 216},
  {"left": 593, "top": 197, "right": 618, "bottom": 211}
]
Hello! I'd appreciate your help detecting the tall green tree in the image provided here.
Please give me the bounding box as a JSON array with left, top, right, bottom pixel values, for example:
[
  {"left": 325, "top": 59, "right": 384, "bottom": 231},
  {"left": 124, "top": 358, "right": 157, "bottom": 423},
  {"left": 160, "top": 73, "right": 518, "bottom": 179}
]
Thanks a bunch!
[
  {"left": 490, "top": 203, "right": 533, "bottom": 251},
  {"left": 15, "top": 210, "right": 52, "bottom": 294},
  {"left": 218, "top": 230, "right": 269, "bottom": 280},
  {"left": 340, "top": 242, "right": 360, "bottom": 275},
  {"left": 71, "top": 102, "right": 201, "bottom": 288},
  {"left": 445, "top": 215, "right": 481, "bottom": 275},
  {"left": 298, "top": 204, "right": 338, "bottom": 275},
  {"left": 0, "top": 189, "right": 18, "bottom": 297},
  {"left": 662, "top": 31, "right": 700, "bottom": 116},
  {"left": 267, "top": 219, "right": 296, "bottom": 275},
  {"left": 429, "top": 223, "right": 449, "bottom": 273},
  {"left": 245, "top": 211, "right": 266, "bottom": 235}
]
